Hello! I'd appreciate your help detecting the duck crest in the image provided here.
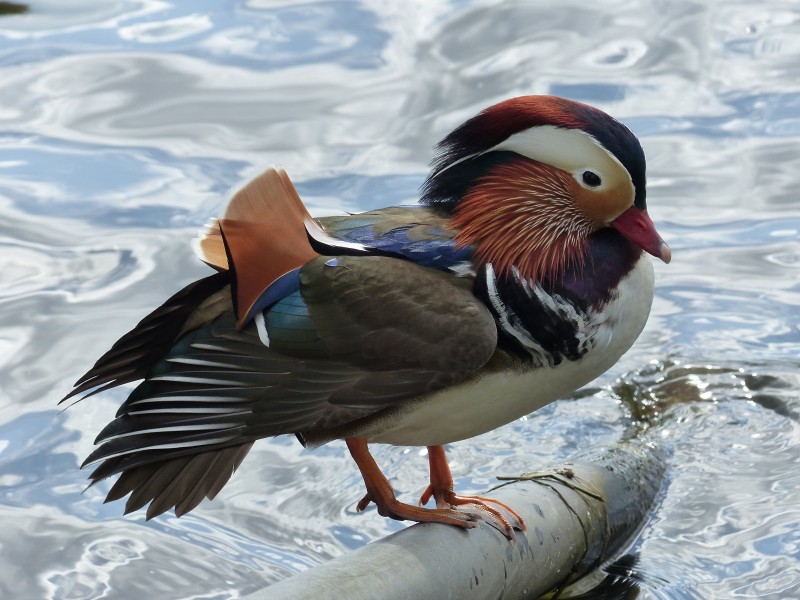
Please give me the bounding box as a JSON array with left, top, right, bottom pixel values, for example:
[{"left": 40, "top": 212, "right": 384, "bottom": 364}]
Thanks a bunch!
[{"left": 421, "top": 95, "right": 648, "bottom": 211}]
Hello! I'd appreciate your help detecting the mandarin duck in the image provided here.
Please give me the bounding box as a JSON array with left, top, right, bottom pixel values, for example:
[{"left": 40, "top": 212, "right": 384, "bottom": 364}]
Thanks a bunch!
[{"left": 62, "top": 96, "right": 670, "bottom": 538}]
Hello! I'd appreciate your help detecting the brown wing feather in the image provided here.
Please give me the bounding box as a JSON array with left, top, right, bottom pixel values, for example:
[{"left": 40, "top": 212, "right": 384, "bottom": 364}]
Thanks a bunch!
[
  {"left": 195, "top": 167, "right": 309, "bottom": 270},
  {"left": 299, "top": 255, "right": 495, "bottom": 378},
  {"left": 194, "top": 166, "right": 319, "bottom": 327},
  {"left": 219, "top": 217, "right": 317, "bottom": 329},
  {"left": 196, "top": 220, "right": 228, "bottom": 271}
]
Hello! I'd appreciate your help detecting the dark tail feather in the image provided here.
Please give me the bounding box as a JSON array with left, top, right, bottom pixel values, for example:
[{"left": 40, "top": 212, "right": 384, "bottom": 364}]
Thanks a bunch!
[
  {"left": 94, "top": 443, "right": 254, "bottom": 519},
  {"left": 61, "top": 272, "right": 230, "bottom": 404}
]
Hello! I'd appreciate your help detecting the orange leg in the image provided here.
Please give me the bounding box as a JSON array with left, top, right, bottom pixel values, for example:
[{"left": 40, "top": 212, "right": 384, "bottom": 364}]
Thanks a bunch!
[
  {"left": 346, "top": 438, "right": 477, "bottom": 530},
  {"left": 418, "top": 445, "right": 526, "bottom": 539}
]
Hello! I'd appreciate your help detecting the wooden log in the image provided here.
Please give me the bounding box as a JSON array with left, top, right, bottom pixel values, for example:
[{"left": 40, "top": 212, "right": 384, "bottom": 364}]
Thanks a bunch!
[{"left": 248, "top": 438, "right": 666, "bottom": 600}]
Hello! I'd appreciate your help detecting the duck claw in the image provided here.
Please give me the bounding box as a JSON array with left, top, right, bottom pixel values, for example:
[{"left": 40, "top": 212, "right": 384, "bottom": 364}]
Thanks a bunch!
[
  {"left": 357, "top": 492, "right": 478, "bottom": 529},
  {"left": 418, "top": 486, "right": 526, "bottom": 539}
]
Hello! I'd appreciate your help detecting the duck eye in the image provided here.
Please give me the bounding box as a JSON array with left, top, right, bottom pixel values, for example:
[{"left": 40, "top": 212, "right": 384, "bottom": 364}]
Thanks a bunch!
[{"left": 582, "top": 170, "right": 602, "bottom": 188}]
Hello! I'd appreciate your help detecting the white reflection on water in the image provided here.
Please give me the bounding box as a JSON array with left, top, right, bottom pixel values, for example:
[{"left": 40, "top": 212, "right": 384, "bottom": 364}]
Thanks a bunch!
[
  {"left": 118, "top": 14, "right": 214, "bottom": 43},
  {"left": 42, "top": 535, "right": 147, "bottom": 600},
  {"left": 0, "top": 0, "right": 798, "bottom": 598},
  {"left": 610, "top": 364, "right": 800, "bottom": 599}
]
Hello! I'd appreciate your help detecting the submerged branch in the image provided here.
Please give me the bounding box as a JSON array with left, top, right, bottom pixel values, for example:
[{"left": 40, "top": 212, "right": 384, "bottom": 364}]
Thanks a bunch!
[{"left": 252, "top": 437, "right": 667, "bottom": 600}]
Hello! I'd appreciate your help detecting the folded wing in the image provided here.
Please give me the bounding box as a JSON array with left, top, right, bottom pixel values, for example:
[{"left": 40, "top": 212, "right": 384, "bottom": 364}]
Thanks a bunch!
[{"left": 79, "top": 254, "right": 496, "bottom": 518}]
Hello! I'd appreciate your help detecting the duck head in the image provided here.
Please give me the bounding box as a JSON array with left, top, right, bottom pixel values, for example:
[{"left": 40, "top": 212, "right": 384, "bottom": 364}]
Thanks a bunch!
[{"left": 421, "top": 95, "right": 671, "bottom": 283}]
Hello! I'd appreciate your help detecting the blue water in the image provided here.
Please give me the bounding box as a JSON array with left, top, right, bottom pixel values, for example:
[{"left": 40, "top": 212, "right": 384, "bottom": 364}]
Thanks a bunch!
[{"left": 0, "top": 1, "right": 798, "bottom": 598}]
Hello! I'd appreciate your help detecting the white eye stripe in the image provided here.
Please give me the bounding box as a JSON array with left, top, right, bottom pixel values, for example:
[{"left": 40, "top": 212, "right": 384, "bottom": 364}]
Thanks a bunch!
[
  {"left": 434, "top": 125, "right": 631, "bottom": 192},
  {"left": 490, "top": 125, "right": 628, "bottom": 186}
]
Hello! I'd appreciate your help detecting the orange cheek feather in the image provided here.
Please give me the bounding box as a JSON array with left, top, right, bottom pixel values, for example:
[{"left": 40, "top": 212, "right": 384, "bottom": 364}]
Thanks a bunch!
[{"left": 451, "top": 160, "right": 595, "bottom": 284}]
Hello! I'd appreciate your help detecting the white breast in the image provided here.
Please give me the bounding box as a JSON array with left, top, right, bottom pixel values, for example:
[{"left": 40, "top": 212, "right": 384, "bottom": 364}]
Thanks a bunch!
[{"left": 367, "top": 255, "right": 655, "bottom": 446}]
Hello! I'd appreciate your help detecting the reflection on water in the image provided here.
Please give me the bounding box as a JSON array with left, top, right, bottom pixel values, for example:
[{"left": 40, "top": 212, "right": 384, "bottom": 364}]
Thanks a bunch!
[{"left": 0, "top": 0, "right": 798, "bottom": 598}]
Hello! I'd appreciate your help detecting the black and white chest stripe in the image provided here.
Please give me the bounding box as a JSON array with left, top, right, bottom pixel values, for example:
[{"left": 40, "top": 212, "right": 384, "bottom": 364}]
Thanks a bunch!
[{"left": 475, "top": 264, "right": 595, "bottom": 366}]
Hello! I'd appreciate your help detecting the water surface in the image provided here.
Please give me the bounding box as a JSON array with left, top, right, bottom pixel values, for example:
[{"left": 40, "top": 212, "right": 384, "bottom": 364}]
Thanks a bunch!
[{"left": 0, "top": 1, "right": 798, "bottom": 598}]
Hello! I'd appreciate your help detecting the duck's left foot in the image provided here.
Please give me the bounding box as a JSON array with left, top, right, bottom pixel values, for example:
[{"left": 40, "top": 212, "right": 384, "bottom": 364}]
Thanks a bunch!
[
  {"left": 356, "top": 490, "right": 479, "bottom": 529},
  {"left": 423, "top": 445, "right": 526, "bottom": 539},
  {"left": 417, "top": 485, "right": 525, "bottom": 539}
]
